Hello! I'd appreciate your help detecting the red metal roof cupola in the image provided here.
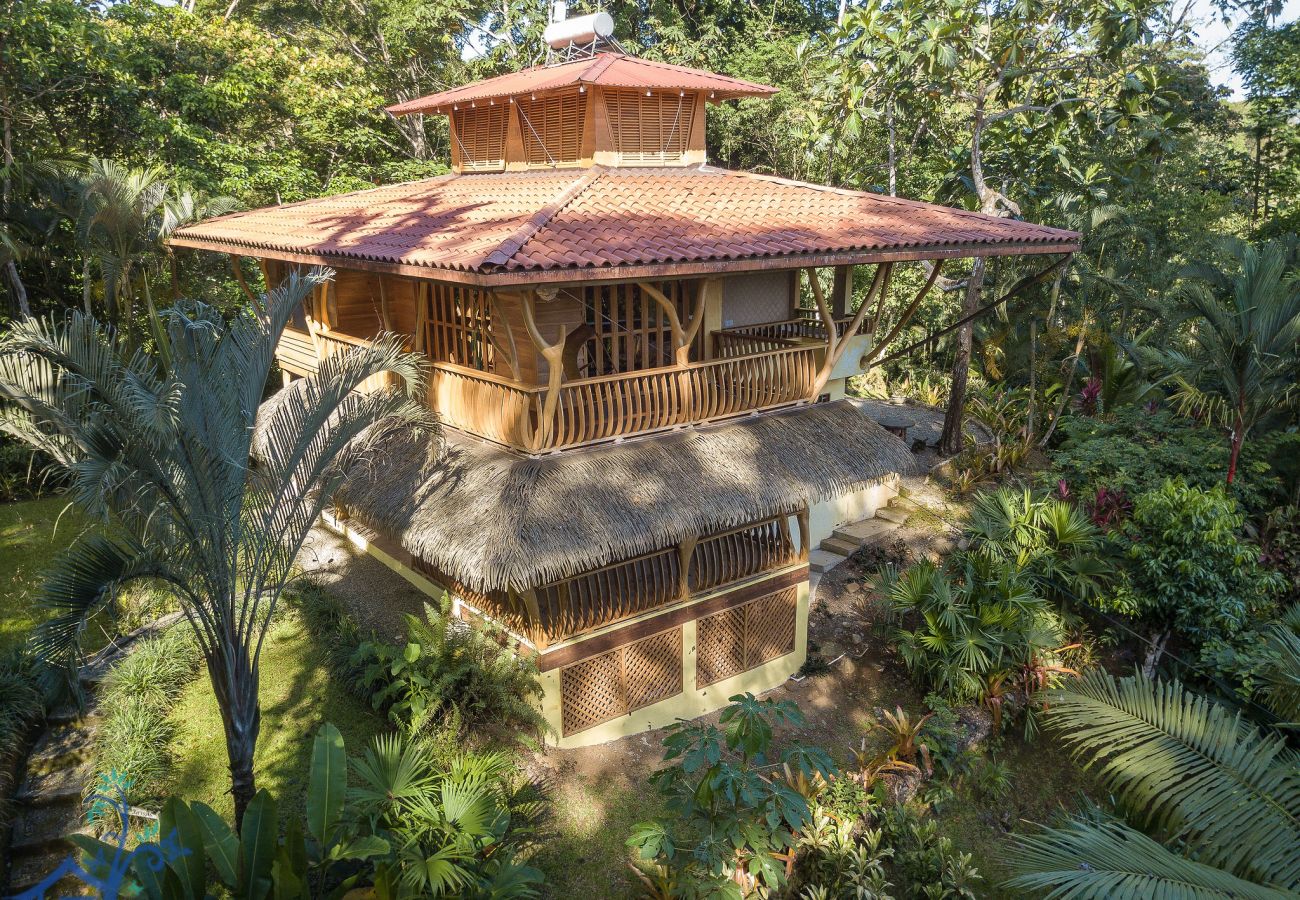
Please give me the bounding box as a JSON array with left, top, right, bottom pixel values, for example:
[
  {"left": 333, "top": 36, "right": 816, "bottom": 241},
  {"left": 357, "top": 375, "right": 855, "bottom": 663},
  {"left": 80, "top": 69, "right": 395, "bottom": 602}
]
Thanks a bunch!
[{"left": 386, "top": 9, "right": 776, "bottom": 173}]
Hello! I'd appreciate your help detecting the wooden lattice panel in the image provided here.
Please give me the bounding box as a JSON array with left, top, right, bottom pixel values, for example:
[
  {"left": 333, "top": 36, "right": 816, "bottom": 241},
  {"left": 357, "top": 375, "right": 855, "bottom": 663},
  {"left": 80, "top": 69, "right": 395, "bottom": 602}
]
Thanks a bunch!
[
  {"left": 696, "top": 607, "right": 746, "bottom": 687},
  {"left": 452, "top": 105, "right": 509, "bottom": 171},
  {"left": 560, "top": 627, "right": 683, "bottom": 736},
  {"left": 625, "top": 629, "right": 683, "bottom": 711},
  {"left": 745, "top": 588, "right": 798, "bottom": 667},
  {"left": 696, "top": 586, "right": 799, "bottom": 688},
  {"left": 517, "top": 89, "right": 586, "bottom": 166}
]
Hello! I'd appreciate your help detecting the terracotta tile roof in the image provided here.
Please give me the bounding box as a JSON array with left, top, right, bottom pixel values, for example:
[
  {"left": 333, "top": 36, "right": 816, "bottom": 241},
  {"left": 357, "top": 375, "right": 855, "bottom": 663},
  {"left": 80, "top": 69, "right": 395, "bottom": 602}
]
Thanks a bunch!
[
  {"left": 170, "top": 166, "right": 1080, "bottom": 283},
  {"left": 386, "top": 53, "right": 777, "bottom": 116}
]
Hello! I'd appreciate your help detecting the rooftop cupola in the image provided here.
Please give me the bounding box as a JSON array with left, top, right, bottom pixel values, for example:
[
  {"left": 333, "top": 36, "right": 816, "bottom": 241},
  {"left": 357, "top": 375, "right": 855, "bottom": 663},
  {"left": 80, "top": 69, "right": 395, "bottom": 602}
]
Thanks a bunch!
[{"left": 386, "top": 10, "right": 776, "bottom": 173}]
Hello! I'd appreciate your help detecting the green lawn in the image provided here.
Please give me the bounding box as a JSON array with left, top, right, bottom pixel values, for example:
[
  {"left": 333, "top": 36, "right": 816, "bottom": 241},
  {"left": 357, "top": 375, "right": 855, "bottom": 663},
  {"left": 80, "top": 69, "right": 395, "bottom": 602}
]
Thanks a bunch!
[
  {"left": 166, "top": 606, "right": 386, "bottom": 822},
  {"left": 0, "top": 496, "right": 86, "bottom": 652}
]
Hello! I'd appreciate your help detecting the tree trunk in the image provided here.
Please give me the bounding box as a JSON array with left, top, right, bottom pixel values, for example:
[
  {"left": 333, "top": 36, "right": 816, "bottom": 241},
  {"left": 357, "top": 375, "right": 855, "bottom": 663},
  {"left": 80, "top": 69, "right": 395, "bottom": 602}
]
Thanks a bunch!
[
  {"left": 939, "top": 256, "right": 984, "bottom": 455},
  {"left": 1227, "top": 425, "right": 1243, "bottom": 485},
  {"left": 1141, "top": 628, "right": 1170, "bottom": 678},
  {"left": 4, "top": 260, "right": 29, "bottom": 317},
  {"left": 207, "top": 648, "right": 261, "bottom": 830}
]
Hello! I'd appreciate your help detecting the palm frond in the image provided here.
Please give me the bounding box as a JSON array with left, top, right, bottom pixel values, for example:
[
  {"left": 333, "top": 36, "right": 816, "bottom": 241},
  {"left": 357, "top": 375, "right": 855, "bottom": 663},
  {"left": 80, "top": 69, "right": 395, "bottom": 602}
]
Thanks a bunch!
[
  {"left": 1042, "top": 670, "right": 1300, "bottom": 888},
  {"left": 1006, "top": 816, "right": 1293, "bottom": 899}
]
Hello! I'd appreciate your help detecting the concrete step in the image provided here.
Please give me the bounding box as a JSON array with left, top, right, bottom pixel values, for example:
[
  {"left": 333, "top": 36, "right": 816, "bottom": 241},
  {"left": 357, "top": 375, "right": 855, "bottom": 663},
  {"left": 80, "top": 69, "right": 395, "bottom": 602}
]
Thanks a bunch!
[
  {"left": 16, "top": 762, "right": 91, "bottom": 807},
  {"left": 809, "top": 549, "right": 848, "bottom": 574},
  {"left": 819, "top": 536, "right": 860, "bottom": 556},
  {"left": 832, "top": 518, "right": 899, "bottom": 545},
  {"left": 876, "top": 506, "right": 908, "bottom": 525},
  {"left": 9, "top": 800, "right": 91, "bottom": 854},
  {"left": 27, "top": 721, "right": 97, "bottom": 775}
]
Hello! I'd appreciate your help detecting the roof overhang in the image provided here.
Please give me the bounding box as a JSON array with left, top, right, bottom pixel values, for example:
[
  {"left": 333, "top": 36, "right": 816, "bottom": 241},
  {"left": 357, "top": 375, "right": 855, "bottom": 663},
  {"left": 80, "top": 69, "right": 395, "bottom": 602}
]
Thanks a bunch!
[{"left": 168, "top": 235, "right": 1079, "bottom": 288}]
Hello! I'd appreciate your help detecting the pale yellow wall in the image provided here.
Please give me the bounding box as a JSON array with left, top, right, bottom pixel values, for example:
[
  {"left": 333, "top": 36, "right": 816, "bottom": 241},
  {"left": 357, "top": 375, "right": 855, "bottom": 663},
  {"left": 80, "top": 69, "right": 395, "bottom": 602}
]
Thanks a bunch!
[{"left": 807, "top": 478, "right": 898, "bottom": 547}]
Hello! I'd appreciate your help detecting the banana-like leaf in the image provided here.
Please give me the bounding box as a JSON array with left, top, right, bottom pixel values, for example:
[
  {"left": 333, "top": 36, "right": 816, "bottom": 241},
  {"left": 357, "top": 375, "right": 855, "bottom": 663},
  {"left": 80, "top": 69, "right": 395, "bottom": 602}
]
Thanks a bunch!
[
  {"left": 1005, "top": 816, "right": 1292, "bottom": 899},
  {"left": 240, "top": 790, "right": 278, "bottom": 900},
  {"left": 308, "top": 723, "right": 346, "bottom": 849},
  {"left": 1043, "top": 670, "right": 1300, "bottom": 888},
  {"left": 160, "top": 796, "right": 206, "bottom": 899},
  {"left": 191, "top": 800, "right": 239, "bottom": 887}
]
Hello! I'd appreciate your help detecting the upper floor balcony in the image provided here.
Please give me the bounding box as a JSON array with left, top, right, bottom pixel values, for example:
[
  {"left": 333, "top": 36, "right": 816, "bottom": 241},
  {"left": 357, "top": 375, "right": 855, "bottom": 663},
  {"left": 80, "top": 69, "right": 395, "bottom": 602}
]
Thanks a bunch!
[{"left": 274, "top": 269, "right": 887, "bottom": 455}]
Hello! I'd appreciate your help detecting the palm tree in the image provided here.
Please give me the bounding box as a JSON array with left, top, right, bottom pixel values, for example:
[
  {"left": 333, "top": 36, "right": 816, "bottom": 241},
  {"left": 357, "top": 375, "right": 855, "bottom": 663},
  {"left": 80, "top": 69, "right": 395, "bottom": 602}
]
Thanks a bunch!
[
  {"left": 73, "top": 158, "right": 167, "bottom": 328},
  {"left": 1154, "top": 238, "right": 1300, "bottom": 484},
  {"left": 0, "top": 270, "right": 432, "bottom": 826},
  {"left": 1006, "top": 670, "right": 1300, "bottom": 897}
]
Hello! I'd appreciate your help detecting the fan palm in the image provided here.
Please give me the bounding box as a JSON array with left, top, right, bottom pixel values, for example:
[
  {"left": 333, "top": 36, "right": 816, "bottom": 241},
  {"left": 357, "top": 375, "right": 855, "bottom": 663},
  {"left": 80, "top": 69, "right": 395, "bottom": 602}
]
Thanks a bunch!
[
  {"left": 965, "top": 487, "right": 1111, "bottom": 606},
  {"left": 0, "top": 270, "right": 432, "bottom": 827},
  {"left": 1154, "top": 238, "right": 1300, "bottom": 483},
  {"left": 1006, "top": 670, "right": 1300, "bottom": 897}
]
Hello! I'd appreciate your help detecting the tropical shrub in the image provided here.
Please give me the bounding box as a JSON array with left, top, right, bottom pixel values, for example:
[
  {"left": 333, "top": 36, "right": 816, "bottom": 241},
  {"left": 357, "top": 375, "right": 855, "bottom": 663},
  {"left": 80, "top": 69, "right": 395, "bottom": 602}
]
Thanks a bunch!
[
  {"left": 1007, "top": 670, "right": 1300, "bottom": 897},
  {"left": 77, "top": 723, "right": 544, "bottom": 899},
  {"left": 353, "top": 594, "right": 548, "bottom": 741},
  {"left": 1259, "top": 607, "right": 1300, "bottom": 726},
  {"left": 1259, "top": 504, "right": 1300, "bottom": 603},
  {"left": 965, "top": 487, "right": 1112, "bottom": 607},
  {"left": 627, "top": 693, "right": 836, "bottom": 898},
  {"left": 1042, "top": 407, "right": 1283, "bottom": 518},
  {"left": 876, "top": 554, "right": 1070, "bottom": 705},
  {"left": 290, "top": 578, "right": 366, "bottom": 685},
  {"left": 1103, "top": 479, "right": 1284, "bottom": 674},
  {"left": 90, "top": 627, "right": 200, "bottom": 808}
]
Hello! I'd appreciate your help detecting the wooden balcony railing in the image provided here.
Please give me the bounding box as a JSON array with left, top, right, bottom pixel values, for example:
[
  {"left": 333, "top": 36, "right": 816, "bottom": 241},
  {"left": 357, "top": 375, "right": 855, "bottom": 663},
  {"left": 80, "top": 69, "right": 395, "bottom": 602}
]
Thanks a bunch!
[
  {"left": 526, "top": 514, "right": 801, "bottom": 644},
  {"left": 276, "top": 327, "right": 394, "bottom": 393},
  {"left": 430, "top": 343, "right": 818, "bottom": 453},
  {"left": 713, "top": 315, "right": 866, "bottom": 358}
]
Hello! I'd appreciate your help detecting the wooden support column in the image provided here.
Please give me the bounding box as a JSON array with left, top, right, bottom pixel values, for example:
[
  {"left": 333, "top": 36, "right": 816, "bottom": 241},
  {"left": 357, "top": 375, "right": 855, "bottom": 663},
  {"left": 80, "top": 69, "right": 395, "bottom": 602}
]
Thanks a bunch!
[
  {"left": 521, "top": 289, "right": 567, "bottom": 450},
  {"left": 230, "top": 254, "right": 262, "bottom": 312},
  {"left": 831, "top": 266, "right": 853, "bottom": 319},
  {"left": 677, "top": 534, "right": 698, "bottom": 599},
  {"left": 796, "top": 508, "right": 810, "bottom": 561},
  {"left": 866, "top": 263, "right": 896, "bottom": 335},
  {"left": 810, "top": 262, "right": 893, "bottom": 397},
  {"left": 518, "top": 588, "right": 548, "bottom": 652},
  {"left": 486, "top": 290, "right": 523, "bottom": 381}
]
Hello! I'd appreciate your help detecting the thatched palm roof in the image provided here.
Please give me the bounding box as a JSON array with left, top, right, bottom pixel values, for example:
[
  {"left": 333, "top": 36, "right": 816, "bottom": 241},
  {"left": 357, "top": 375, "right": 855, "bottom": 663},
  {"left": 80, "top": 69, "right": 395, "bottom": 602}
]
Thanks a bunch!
[{"left": 258, "top": 396, "right": 919, "bottom": 593}]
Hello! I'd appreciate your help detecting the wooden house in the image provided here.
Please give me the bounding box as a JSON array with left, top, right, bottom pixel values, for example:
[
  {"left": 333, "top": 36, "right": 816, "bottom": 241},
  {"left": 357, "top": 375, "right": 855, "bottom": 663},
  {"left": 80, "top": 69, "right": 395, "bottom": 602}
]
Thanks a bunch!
[{"left": 171, "top": 25, "right": 1078, "bottom": 747}]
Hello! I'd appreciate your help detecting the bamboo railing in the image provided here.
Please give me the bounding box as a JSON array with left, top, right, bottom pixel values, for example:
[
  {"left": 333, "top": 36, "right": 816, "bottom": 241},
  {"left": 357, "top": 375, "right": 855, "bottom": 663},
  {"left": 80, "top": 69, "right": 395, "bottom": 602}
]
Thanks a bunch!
[
  {"left": 429, "top": 343, "right": 818, "bottom": 453},
  {"left": 712, "top": 315, "right": 866, "bottom": 358},
  {"left": 528, "top": 514, "right": 800, "bottom": 642}
]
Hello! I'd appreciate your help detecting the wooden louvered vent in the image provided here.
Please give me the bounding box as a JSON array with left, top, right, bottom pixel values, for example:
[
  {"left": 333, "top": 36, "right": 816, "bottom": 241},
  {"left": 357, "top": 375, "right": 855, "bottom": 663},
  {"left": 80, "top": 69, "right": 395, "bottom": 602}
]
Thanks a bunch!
[
  {"left": 517, "top": 89, "right": 586, "bottom": 167},
  {"left": 451, "top": 105, "right": 509, "bottom": 172},
  {"left": 606, "top": 89, "right": 697, "bottom": 166}
]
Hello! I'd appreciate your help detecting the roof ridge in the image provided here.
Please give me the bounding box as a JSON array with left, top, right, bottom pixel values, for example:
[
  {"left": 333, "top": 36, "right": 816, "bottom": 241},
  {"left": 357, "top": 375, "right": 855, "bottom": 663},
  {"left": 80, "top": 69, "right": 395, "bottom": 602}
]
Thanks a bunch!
[{"left": 478, "top": 168, "right": 605, "bottom": 269}]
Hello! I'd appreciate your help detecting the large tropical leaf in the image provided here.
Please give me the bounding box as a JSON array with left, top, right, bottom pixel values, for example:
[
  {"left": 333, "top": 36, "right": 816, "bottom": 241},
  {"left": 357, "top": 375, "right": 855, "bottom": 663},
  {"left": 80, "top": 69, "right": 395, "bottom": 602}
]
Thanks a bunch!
[
  {"left": 1042, "top": 670, "right": 1300, "bottom": 888},
  {"left": 1006, "top": 816, "right": 1294, "bottom": 899}
]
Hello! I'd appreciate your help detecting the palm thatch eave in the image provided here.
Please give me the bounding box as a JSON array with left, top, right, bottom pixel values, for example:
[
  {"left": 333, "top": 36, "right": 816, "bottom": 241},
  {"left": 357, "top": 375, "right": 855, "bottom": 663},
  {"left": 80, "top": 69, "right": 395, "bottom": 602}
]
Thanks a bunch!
[{"left": 255, "top": 395, "right": 919, "bottom": 594}]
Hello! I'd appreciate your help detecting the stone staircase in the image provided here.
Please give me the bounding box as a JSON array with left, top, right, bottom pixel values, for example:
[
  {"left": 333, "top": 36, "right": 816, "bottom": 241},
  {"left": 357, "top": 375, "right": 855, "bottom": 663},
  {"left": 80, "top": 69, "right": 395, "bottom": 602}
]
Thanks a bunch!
[{"left": 809, "top": 496, "right": 909, "bottom": 574}]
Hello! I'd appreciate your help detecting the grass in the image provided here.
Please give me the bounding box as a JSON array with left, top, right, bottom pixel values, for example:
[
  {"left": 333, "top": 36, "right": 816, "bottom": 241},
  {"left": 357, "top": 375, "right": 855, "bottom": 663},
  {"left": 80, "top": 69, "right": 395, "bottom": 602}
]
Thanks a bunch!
[
  {"left": 167, "top": 605, "right": 386, "bottom": 822},
  {"left": 941, "top": 731, "right": 1101, "bottom": 896},
  {"left": 0, "top": 496, "right": 86, "bottom": 652},
  {"left": 533, "top": 772, "right": 663, "bottom": 899}
]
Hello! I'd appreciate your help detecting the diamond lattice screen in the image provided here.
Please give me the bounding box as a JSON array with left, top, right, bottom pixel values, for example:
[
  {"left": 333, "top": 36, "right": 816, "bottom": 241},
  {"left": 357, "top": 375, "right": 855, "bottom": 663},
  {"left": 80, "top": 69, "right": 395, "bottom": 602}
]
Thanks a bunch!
[
  {"left": 560, "top": 627, "right": 683, "bottom": 735},
  {"left": 696, "top": 586, "right": 798, "bottom": 688}
]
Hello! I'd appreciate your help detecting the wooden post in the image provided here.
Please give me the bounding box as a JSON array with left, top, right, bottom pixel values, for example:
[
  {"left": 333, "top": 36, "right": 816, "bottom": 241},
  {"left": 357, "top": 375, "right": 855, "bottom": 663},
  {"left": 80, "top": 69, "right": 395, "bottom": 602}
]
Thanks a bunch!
[
  {"left": 796, "top": 508, "right": 810, "bottom": 561},
  {"left": 866, "top": 263, "right": 896, "bottom": 335},
  {"left": 831, "top": 266, "right": 853, "bottom": 319},
  {"left": 519, "top": 588, "right": 548, "bottom": 651},
  {"left": 521, "top": 289, "right": 567, "bottom": 450},
  {"left": 487, "top": 290, "right": 523, "bottom": 381},
  {"left": 230, "top": 254, "right": 263, "bottom": 312},
  {"left": 812, "top": 262, "right": 894, "bottom": 397},
  {"left": 677, "top": 534, "right": 698, "bottom": 599}
]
